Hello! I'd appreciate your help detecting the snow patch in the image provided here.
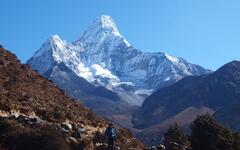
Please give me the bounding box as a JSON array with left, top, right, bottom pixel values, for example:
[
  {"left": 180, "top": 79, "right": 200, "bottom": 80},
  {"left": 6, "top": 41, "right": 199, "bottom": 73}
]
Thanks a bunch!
[
  {"left": 76, "top": 63, "right": 94, "bottom": 81},
  {"left": 165, "top": 77, "right": 170, "bottom": 81},
  {"left": 165, "top": 53, "right": 179, "bottom": 63},
  {"left": 90, "top": 64, "right": 119, "bottom": 81},
  {"left": 135, "top": 89, "right": 154, "bottom": 96}
]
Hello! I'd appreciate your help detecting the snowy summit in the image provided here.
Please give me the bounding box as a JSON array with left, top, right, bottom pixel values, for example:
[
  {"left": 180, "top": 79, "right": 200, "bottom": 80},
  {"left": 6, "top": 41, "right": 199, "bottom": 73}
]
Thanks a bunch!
[{"left": 75, "top": 15, "right": 130, "bottom": 47}]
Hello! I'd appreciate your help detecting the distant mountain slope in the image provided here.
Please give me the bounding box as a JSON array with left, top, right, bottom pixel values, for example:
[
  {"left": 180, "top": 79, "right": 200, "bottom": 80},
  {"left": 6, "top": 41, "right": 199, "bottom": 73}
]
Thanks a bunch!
[
  {"left": 27, "top": 15, "right": 210, "bottom": 119},
  {"left": 132, "top": 61, "right": 240, "bottom": 145},
  {"left": 133, "top": 60, "right": 240, "bottom": 129},
  {"left": 212, "top": 61, "right": 240, "bottom": 131},
  {"left": 214, "top": 101, "right": 240, "bottom": 131},
  {"left": 0, "top": 47, "right": 143, "bottom": 149},
  {"left": 42, "top": 62, "right": 129, "bottom": 116}
]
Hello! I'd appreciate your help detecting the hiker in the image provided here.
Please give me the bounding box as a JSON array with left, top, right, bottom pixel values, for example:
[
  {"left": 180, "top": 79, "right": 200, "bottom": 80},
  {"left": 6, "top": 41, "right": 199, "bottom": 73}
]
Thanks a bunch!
[{"left": 105, "top": 123, "right": 116, "bottom": 150}]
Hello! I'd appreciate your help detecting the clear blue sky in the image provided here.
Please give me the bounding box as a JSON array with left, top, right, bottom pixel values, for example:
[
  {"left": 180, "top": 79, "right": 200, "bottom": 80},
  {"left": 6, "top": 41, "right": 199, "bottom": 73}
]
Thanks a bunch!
[{"left": 1, "top": 0, "right": 240, "bottom": 70}]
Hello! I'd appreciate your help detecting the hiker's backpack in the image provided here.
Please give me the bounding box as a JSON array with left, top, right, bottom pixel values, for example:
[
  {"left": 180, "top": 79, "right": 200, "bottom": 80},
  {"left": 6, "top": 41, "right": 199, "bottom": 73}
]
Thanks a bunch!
[{"left": 107, "top": 128, "right": 116, "bottom": 138}]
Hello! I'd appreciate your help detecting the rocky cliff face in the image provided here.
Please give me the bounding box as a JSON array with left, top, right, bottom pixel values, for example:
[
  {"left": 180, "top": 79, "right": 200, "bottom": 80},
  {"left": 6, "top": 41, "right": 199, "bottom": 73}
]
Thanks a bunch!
[{"left": 0, "top": 47, "right": 143, "bottom": 149}]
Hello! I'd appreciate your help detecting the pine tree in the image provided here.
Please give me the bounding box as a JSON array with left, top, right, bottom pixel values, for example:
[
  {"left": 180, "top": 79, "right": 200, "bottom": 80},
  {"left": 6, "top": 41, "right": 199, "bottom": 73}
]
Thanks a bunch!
[
  {"left": 163, "top": 123, "right": 188, "bottom": 148},
  {"left": 190, "top": 114, "right": 239, "bottom": 150}
]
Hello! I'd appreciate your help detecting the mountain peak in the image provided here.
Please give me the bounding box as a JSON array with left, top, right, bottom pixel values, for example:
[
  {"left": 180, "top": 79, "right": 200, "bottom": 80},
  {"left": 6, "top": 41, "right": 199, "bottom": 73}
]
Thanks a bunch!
[
  {"left": 49, "top": 34, "right": 66, "bottom": 49},
  {"left": 50, "top": 34, "right": 62, "bottom": 41},
  {"left": 75, "top": 15, "right": 130, "bottom": 47},
  {"left": 84, "top": 15, "right": 121, "bottom": 37},
  {"left": 97, "top": 15, "right": 119, "bottom": 33},
  {"left": 31, "top": 35, "right": 65, "bottom": 59}
]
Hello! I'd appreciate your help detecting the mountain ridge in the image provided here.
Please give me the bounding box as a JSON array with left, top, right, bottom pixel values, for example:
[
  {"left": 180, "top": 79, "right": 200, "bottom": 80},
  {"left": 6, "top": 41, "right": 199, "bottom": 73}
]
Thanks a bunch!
[{"left": 132, "top": 60, "right": 240, "bottom": 145}]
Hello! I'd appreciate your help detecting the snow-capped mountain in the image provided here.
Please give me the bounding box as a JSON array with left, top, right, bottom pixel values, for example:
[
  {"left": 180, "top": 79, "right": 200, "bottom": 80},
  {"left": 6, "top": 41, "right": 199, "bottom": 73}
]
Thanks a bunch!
[{"left": 27, "top": 15, "right": 210, "bottom": 107}]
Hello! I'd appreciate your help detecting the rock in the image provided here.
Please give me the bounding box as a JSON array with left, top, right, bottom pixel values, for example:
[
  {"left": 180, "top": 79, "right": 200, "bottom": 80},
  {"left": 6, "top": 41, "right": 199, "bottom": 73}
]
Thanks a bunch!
[
  {"left": 17, "top": 115, "right": 29, "bottom": 125},
  {"left": 7, "top": 115, "right": 17, "bottom": 120},
  {"left": 60, "top": 127, "right": 69, "bottom": 134},
  {"left": 61, "top": 123, "right": 72, "bottom": 130},
  {"left": 69, "top": 137, "right": 78, "bottom": 144},
  {"left": 168, "top": 142, "right": 183, "bottom": 150},
  {"left": 115, "top": 146, "right": 120, "bottom": 150},
  {"left": 72, "top": 130, "right": 81, "bottom": 139},
  {"left": 157, "top": 144, "right": 166, "bottom": 150},
  {"left": 77, "top": 127, "right": 85, "bottom": 133},
  {"left": 27, "top": 117, "right": 38, "bottom": 126},
  {"left": 150, "top": 146, "right": 157, "bottom": 150},
  {"left": 73, "top": 123, "right": 85, "bottom": 133},
  {"left": 54, "top": 122, "right": 62, "bottom": 129}
]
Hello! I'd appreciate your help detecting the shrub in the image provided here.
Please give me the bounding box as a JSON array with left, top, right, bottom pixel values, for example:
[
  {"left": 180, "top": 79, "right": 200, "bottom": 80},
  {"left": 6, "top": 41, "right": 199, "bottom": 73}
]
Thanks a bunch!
[
  {"left": 190, "top": 114, "right": 239, "bottom": 150},
  {"left": 164, "top": 123, "right": 188, "bottom": 148},
  {"left": 93, "top": 130, "right": 105, "bottom": 145},
  {"left": 0, "top": 119, "right": 70, "bottom": 150}
]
